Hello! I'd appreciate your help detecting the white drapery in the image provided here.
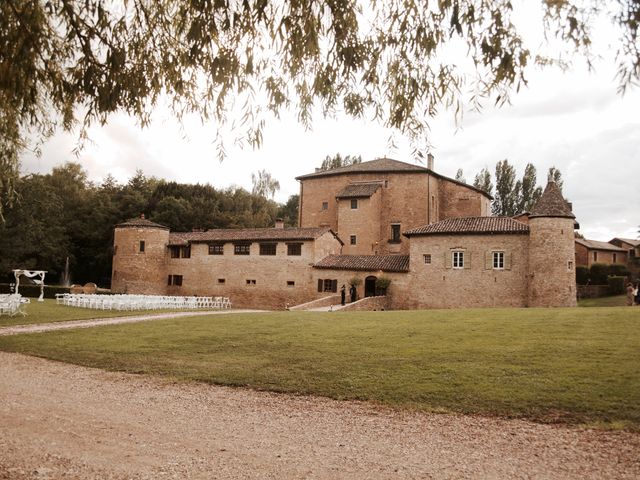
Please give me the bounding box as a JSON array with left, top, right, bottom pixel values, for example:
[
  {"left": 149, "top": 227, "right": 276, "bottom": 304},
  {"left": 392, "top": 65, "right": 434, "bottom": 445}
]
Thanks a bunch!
[{"left": 13, "top": 270, "right": 47, "bottom": 302}]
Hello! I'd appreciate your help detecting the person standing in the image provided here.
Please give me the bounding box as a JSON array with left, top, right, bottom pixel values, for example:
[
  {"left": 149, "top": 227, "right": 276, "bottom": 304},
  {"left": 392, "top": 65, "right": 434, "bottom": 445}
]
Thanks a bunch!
[
  {"left": 350, "top": 284, "right": 357, "bottom": 303},
  {"left": 626, "top": 282, "right": 635, "bottom": 306},
  {"left": 635, "top": 281, "right": 640, "bottom": 306},
  {"left": 340, "top": 284, "right": 346, "bottom": 306}
]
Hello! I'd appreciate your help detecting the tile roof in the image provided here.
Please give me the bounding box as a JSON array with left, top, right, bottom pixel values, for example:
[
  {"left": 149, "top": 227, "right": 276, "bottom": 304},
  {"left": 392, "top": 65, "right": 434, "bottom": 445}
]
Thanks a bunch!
[
  {"left": 611, "top": 237, "right": 640, "bottom": 247},
  {"left": 116, "top": 217, "right": 169, "bottom": 230},
  {"left": 403, "top": 217, "right": 529, "bottom": 236},
  {"left": 575, "top": 238, "right": 627, "bottom": 252},
  {"left": 296, "top": 158, "right": 429, "bottom": 180},
  {"left": 336, "top": 183, "right": 381, "bottom": 198},
  {"left": 530, "top": 181, "right": 575, "bottom": 218},
  {"left": 168, "top": 227, "right": 341, "bottom": 245},
  {"left": 295, "top": 157, "right": 492, "bottom": 199},
  {"left": 314, "top": 254, "right": 410, "bottom": 273}
]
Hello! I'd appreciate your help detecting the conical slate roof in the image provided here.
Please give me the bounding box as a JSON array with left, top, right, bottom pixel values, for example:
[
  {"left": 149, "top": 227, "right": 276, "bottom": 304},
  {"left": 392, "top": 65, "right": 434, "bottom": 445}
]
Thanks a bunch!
[{"left": 529, "top": 181, "right": 575, "bottom": 219}]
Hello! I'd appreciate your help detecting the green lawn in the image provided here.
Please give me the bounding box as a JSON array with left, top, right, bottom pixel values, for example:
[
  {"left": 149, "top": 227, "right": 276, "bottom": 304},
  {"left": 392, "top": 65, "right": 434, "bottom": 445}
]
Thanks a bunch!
[
  {"left": 1, "top": 307, "right": 639, "bottom": 430},
  {"left": 0, "top": 299, "right": 175, "bottom": 327},
  {"left": 578, "top": 295, "right": 629, "bottom": 307}
]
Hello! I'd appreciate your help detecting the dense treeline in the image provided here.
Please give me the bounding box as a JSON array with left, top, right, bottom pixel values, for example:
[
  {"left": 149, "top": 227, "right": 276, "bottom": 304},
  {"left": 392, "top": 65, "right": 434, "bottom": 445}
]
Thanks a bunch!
[{"left": 0, "top": 163, "right": 298, "bottom": 287}]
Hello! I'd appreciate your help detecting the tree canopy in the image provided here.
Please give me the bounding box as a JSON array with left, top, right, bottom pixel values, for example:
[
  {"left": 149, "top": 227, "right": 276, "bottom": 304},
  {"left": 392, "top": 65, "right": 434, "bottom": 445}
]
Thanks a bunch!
[
  {"left": 0, "top": 163, "right": 298, "bottom": 286},
  {"left": 1, "top": 1, "right": 638, "bottom": 218},
  {"left": 319, "top": 153, "right": 362, "bottom": 171}
]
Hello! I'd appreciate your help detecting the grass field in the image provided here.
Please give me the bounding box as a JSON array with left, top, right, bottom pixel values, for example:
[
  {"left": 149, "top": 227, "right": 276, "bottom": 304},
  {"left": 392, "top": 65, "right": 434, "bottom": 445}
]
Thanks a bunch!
[
  {"left": 1, "top": 306, "right": 639, "bottom": 430},
  {"left": 578, "top": 295, "right": 629, "bottom": 307},
  {"left": 0, "top": 299, "right": 179, "bottom": 327}
]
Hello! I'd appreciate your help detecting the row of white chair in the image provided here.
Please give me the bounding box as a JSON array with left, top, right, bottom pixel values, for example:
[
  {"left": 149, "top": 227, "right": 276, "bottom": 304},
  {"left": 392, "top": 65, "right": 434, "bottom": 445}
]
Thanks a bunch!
[
  {"left": 0, "top": 294, "right": 30, "bottom": 316},
  {"left": 55, "top": 293, "right": 231, "bottom": 311}
]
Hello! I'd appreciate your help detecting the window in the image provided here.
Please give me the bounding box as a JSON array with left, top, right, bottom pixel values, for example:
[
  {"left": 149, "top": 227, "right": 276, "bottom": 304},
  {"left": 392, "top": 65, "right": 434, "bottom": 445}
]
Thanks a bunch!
[
  {"left": 139, "top": 240, "right": 145, "bottom": 253},
  {"left": 384, "top": 180, "right": 389, "bottom": 188},
  {"left": 217, "top": 278, "right": 226, "bottom": 284},
  {"left": 568, "top": 261, "right": 574, "bottom": 271},
  {"left": 493, "top": 251, "right": 505, "bottom": 270},
  {"left": 423, "top": 254, "right": 432, "bottom": 264},
  {"left": 452, "top": 251, "right": 464, "bottom": 269},
  {"left": 613, "top": 253, "right": 617, "bottom": 263},
  {"left": 169, "top": 246, "right": 190, "bottom": 258},
  {"left": 287, "top": 243, "right": 302, "bottom": 256},
  {"left": 351, "top": 198, "right": 358, "bottom": 209},
  {"left": 287, "top": 281, "right": 295, "bottom": 287},
  {"left": 594, "top": 251, "right": 598, "bottom": 262},
  {"left": 234, "top": 243, "right": 251, "bottom": 255},
  {"left": 350, "top": 235, "right": 357, "bottom": 245},
  {"left": 208, "top": 244, "right": 224, "bottom": 255},
  {"left": 318, "top": 279, "right": 338, "bottom": 293},
  {"left": 260, "top": 243, "right": 277, "bottom": 256},
  {"left": 167, "top": 275, "right": 183, "bottom": 286},
  {"left": 246, "top": 279, "right": 256, "bottom": 285},
  {"left": 390, "top": 224, "right": 401, "bottom": 243},
  {"left": 322, "top": 201, "right": 328, "bottom": 210}
]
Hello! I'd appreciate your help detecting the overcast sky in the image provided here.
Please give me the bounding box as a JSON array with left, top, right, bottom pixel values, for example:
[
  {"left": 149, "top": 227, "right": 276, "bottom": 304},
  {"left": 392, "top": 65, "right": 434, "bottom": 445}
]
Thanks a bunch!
[{"left": 20, "top": 5, "right": 639, "bottom": 242}]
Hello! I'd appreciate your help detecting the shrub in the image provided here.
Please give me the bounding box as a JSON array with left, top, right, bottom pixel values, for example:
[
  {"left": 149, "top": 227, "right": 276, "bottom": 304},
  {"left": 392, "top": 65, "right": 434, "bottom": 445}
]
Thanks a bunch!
[
  {"left": 589, "top": 263, "right": 610, "bottom": 285},
  {"left": 576, "top": 266, "right": 589, "bottom": 285},
  {"left": 375, "top": 276, "right": 392, "bottom": 295},
  {"left": 349, "top": 277, "right": 362, "bottom": 287},
  {"left": 609, "top": 264, "right": 630, "bottom": 277},
  {"left": 607, "top": 276, "right": 626, "bottom": 295}
]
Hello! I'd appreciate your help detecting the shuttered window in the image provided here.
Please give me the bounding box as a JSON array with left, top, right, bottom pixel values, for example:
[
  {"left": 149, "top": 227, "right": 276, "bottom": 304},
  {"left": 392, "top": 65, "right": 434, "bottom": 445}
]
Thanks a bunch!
[{"left": 317, "top": 279, "right": 338, "bottom": 292}]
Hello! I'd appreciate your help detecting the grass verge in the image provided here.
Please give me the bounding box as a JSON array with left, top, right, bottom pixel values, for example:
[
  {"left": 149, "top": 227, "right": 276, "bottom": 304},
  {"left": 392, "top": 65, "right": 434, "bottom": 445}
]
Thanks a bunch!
[
  {"left": 0, "top": 307, "right": 638, "bottom": 430},
  {"left": 0, "top": 299, "right": 183, "bottom": 327}
]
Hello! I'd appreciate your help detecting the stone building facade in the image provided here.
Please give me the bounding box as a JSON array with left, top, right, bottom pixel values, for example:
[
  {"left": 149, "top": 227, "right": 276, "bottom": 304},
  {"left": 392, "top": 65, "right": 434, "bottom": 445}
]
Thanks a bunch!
[
  {"left": 574, "top": 239, "right": 628, "bottom": 268},
  {"left": 112, "top": 159, "right": 578, "bottom": 309}
]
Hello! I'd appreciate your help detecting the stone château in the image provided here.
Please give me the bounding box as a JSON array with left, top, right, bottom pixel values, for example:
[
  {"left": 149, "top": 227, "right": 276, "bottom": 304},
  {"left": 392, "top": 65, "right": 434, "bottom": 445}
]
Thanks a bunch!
[{"left": 112, "top": 158, "right": 578, "bottom": 309}]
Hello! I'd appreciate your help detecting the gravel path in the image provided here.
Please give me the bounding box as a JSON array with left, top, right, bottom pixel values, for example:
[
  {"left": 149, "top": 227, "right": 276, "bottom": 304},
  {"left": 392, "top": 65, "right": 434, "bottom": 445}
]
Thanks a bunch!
[
  {"left": 1, "top": 352, "right": 638, "bottom": 479},
  {"left": 0, "top": 310, "right": 262, "bottom": 336}
]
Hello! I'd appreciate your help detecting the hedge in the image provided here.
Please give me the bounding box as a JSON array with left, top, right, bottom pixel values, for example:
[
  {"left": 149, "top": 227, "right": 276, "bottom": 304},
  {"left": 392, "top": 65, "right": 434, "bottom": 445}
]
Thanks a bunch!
[{"left": 607, "top": 276, "right": 626, "bottom": 295}]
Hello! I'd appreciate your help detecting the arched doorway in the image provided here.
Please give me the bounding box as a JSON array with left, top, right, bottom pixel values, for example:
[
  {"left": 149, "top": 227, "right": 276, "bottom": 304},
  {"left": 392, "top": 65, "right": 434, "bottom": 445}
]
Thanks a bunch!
[{"left": 364, "top": 275, "right": 377, "bottom": 297}]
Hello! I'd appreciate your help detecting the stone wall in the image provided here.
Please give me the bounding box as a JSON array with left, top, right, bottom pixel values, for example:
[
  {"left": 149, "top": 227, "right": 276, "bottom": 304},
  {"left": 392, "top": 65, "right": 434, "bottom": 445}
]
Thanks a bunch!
[
  {"left": 112, "top": 227, "right": 169, "bottom": 294},
  {"left": 337, "top": 189, "right": 382, "bottom": 255},
  {"left": 528, "top": 217, "right": 577, "bottom": 307},
  {"left": 339, "top": 295, "right": 389, "bottom": 311},
  {"left": 288, "top": 295, "right": 341, "bottom": 310},
  {"left": 396, "top": 233, "right": 531, "bottom": 309},
  {"left": 438, "top": 179, "right": 491, "bottom": 221},
  {"left": 299, "top": 171, "right": 490, "bottom": 256}
]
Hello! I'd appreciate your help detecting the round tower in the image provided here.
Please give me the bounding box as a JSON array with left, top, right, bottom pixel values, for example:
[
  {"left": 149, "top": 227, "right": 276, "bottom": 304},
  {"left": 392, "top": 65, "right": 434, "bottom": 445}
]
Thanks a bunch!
[
  {"left": 111, "top": 215, "right": 169, "bottom": 294},
  {"left": 527, "top": 181, "right": 578, "bottom": 307}
]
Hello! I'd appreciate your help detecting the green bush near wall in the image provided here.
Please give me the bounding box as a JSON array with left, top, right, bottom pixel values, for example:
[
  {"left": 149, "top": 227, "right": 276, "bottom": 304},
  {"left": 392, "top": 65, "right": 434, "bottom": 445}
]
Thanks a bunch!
[
  {"left": 580, "top": 263, "right": 630, "bottom": 286},
  {"left": 608, "top": 276, "right": 627, "bottom": 295},
  {"left": 575, "top": 266, "right": 589, "bottom": 285}
]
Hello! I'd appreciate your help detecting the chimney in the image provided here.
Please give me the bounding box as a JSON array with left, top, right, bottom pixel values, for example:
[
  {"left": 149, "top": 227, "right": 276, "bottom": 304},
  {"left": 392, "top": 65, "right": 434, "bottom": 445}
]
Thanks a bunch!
[
  {"left": 427, "top": 153, "right": 434, "bottom": 171},
  {"left": 275, "top": 218, "right": 284, "bottom": 229}
]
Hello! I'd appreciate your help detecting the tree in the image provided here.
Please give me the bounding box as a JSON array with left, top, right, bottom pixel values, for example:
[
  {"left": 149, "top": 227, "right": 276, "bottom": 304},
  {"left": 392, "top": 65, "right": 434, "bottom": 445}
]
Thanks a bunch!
[
  {"left": 548, "top": 166, "right": 564, "bottom": 192},
  {"left": 515, "top": 163, "right": 543, "bottom": 213},
  {"left": 251, "top": 170, "right": 280, "bottom": 199},
  {"left": 455, "top": 169, "right": 466, "bottom": 183},
  {"left": 277, "top": 194, "right": 300, "bottom": 227},
  {"left": 473, "top": 168, "right": 493, "bottom": 196},
  {"left": 492, "top": 160, "right": 518, "bottom": 216},
  {"left": 3, "top": 0, "right": 639, "bottom": 218},
  {"left": 319, "top": 154, "right": 362, "bottom": 171}
]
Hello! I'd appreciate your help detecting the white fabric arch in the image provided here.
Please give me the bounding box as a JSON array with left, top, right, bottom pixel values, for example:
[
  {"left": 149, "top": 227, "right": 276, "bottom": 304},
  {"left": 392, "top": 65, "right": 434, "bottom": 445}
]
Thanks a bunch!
[{"left": 13, "top": 270, "right": 47, "bottom": 302}]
